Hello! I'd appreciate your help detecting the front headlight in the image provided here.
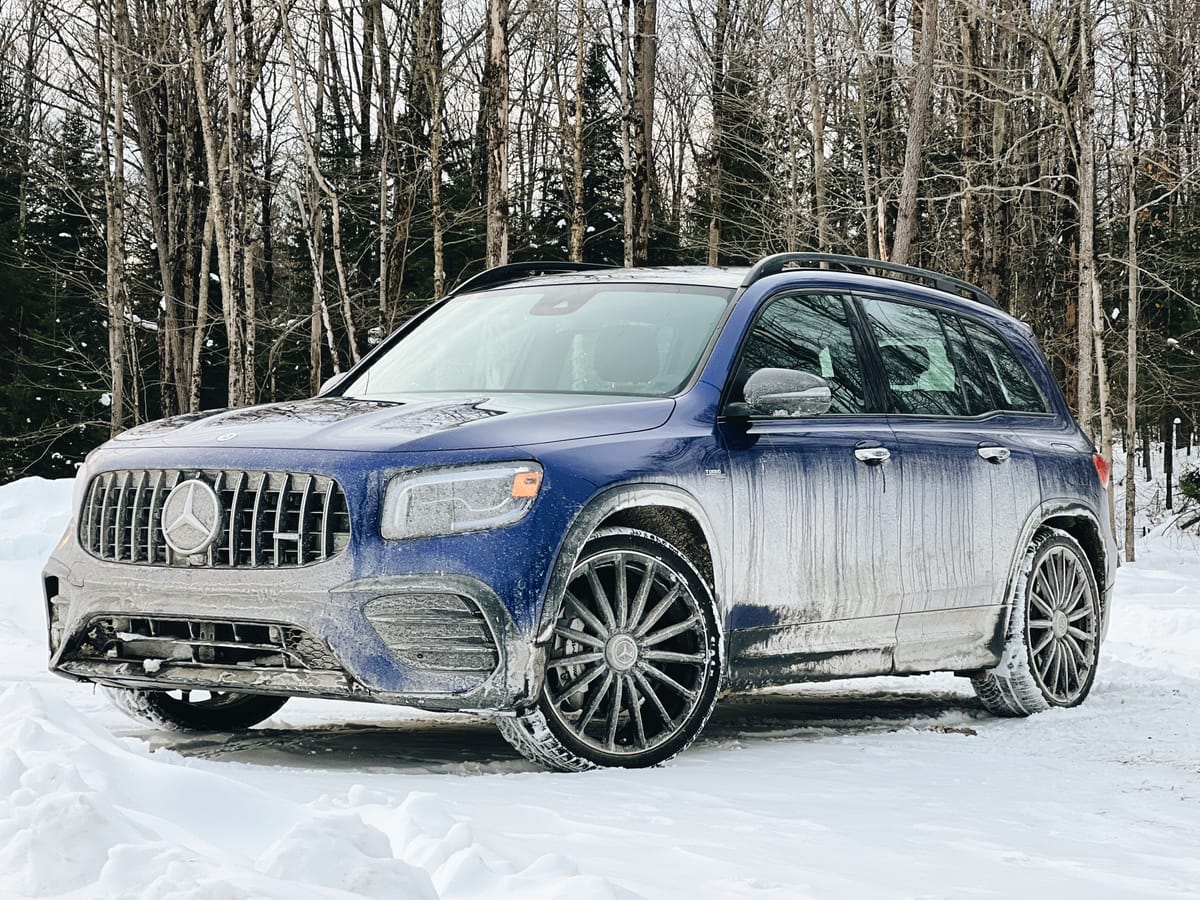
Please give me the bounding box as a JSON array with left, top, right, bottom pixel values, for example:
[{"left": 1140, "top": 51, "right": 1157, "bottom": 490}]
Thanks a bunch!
[{"left": 381, "top": 462, "right": 544, "bottom": 540}]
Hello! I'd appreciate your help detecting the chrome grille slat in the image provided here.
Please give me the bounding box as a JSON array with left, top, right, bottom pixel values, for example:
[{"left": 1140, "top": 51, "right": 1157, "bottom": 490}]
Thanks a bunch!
[
  {"left": 273, "top": 472, "right": 290, "bottom": 567},
  {"left": 79, "top": 469, "right": 350, "bottom": 568},
  {"left": 249, "top": 472, "right": 266, "bottom": 567},
  {"left": 113, "top": 470, "right": 130, "bottom": 562},
  {"left": 145, "top": 471, "right": 164, "bottom": 564},
  {"left": 320, "top": 484, "right": 334, "bottom": 561},
  {"left": 84, "top": 478, "right": 100, "bottom": 555},
  {"left": 97, "top": 473, "right": 112, "bottom": 558},
  {"left": 226, "top": 471, "right": 245, "bottom": 565},
  {"left": 128, "top": 470, "right": 146, "bottom": 563}
]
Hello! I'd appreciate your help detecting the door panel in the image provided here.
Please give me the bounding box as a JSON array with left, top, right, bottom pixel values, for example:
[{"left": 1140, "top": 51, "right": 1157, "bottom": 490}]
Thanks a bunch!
[
  {"left": 856, "top": 296, "right": 1026, "bottom": 672},
  {"left": 725, "top": 419, "right": 902, "bottom": 686},
  {"left": 888, "top": 419, "right": 1029, "bottom": 671},
  {"left": 719, "top": 292, "right": 902, "bottom": 687}
]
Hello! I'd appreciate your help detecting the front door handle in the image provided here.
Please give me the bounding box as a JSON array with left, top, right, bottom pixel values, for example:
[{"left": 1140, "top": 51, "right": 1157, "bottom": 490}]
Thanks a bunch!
[
  {"left": 977, "top": 445, "right": 1011, "bottom": 463},
  {"left": 854, "top": 446, "right": 891, "bottom": 464}
]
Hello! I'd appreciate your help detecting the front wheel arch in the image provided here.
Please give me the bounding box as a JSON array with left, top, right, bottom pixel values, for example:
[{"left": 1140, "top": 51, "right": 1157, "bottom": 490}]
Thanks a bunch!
[{"left": 535, "top": 484, "right": 725, "bottom": 644}]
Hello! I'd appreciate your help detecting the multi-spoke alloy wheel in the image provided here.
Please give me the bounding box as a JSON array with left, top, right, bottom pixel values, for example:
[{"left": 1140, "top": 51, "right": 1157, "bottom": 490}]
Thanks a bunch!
[
  {"left": 104, "top": 686, "right": 288, "bottom": 732},
  {"left": 498, "top": 527, "right": 720, "bottom": 770},
  {"left": 1024, "top": 543, "right": 1099, "bottom": 705},
  {"left": 972, "top": 529, "right": 1102, "bottom": 716}
]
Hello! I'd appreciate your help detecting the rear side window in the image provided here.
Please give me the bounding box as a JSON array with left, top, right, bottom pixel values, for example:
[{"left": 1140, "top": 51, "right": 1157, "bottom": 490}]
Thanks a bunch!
[
  {"left": 734, "top": 293, "right": 865, "bottom": 413},
  {"left": 859, "top": 297, "right": 973, "bottom": 416},
  {"left": 961, "top": 321, "right": 1048, "bottom": 413},
  {"left": 940, "top": 315, "right": 992, "bottom": 415}
]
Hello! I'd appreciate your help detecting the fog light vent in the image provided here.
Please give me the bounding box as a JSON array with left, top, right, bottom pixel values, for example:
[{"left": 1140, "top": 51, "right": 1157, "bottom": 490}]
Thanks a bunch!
[{"left": 364, "top": 593, "right": 499, "bottom": 676}]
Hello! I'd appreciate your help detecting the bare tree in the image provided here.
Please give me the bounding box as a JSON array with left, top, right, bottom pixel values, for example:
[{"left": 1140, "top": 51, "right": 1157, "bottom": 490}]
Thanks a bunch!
[
  {"left": 484, "top": 0, "right": 510, "bottom": 266},
  {"left": 891, "top": 0, "right": 939, "bottom": 265}
]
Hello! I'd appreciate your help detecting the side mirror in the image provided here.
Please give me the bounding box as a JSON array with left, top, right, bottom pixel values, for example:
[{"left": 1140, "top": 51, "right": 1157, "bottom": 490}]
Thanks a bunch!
[
  {"left": 742, "top": 367, "right": 833, "bottom": 417},
  {"left": 318, "top": 373, "right": 347, "bottom": 396}
]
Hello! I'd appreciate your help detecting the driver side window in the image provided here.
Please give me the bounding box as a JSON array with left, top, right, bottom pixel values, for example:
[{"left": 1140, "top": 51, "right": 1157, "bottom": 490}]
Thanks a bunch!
[{"left": 735, "top": 293, "right": 865, "bottom": 414}]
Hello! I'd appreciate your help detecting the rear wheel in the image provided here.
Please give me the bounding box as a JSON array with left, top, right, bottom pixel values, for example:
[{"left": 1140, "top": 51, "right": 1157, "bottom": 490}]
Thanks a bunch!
[
  {"left": 103, "top": 686, "right": 288, "bottom": 732},
  {"left": 498, "top": 527, "right": 721, "bottom": 770},
  {"left": 972, "top": 529, "right": 1101, "bottom": 716}
]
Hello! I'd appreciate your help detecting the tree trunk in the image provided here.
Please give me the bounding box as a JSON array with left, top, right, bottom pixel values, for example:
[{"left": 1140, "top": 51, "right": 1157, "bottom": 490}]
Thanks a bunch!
[
  {"left": 630, "top": 0, "right": 657, "bottom": 264},
  {"left": 484, "top": 0, "right": 510, "bottom": 267},
  {"left": 891, "top": 0, "right": 938, "bottom": 265},
  {"left": 96, "top": 0, "right": 127, "bottom": 435},
  {"left": 707, "top": 0, "right": 728, "bottom": 266},
  {"left": 1165, "top": 407, "right": 1174, "bottom": 511},
  {"left": 185, "top": 2, "right": 243, "bottom": 408},
  {"left": 567, "top": 0, "right": 586, "bottom": 262},
  {"left": 1124, "top": 7, "right": 1138, "bottom": 562},
  {"left": 1074, "top": 0, "right": 1097, "bottom": 433},
  {"left": 619, "top": 0, "right": 634, "bottom": 267},
  {"left": 806, "top": 0, "right": 828, "bottom": 251},
  {"left": 189, "top": 209, "right": 214, "bottom": 411},
  {"left": 959, "top": 3, "right": 984, "bottom": 285},
  {"left": 427, "top": 0, "right": 446, "bottom": 294}
]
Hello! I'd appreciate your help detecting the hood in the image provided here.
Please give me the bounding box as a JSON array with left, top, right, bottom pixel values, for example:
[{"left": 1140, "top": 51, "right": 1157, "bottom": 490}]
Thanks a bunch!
[{"left": 109, "top": 394, "right": 675, "bottom": 453}]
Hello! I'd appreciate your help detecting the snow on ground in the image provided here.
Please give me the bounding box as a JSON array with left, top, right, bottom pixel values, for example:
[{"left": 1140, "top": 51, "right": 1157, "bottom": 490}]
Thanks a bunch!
[{"left": 2, "top": 470, "right": 1199, "bottom": 899}]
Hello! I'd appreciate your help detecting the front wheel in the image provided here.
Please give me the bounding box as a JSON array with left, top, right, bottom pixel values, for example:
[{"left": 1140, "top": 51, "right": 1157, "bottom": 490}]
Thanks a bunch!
[
  {"left": 972, "top": 529, "right": 1102, "bottom": 716},
  {"left": 103, "top": 686, "right": 288, "bottom": 732},
  {"left": 498, "top": 527, "right": 721, "bottom": 771}
]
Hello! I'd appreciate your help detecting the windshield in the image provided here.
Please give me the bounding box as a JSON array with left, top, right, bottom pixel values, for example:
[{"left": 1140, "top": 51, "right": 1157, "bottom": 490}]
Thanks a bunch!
[{"left": 344, "top": 283, "right": 733, "bottom": 399}]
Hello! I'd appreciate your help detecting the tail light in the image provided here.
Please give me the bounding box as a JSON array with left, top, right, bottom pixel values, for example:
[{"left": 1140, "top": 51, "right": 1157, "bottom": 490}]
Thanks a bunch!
[{"left": 1093, "top": 453, "right": 1110, "bottom": 489}]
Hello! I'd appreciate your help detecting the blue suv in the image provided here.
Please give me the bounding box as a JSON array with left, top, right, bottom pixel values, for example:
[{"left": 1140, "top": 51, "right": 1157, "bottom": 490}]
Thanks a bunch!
[{"left": 43, "top": 254, "right": 1116, "bottom": 770}]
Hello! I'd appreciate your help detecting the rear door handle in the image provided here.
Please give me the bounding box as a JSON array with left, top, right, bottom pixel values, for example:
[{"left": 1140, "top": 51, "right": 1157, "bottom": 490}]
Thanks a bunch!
[
  {"left": 977, "top": 445, "right": 1011, "bottom": 463},
  {"left": 854, "top": 446, "right": 891, "bottom": 464}
]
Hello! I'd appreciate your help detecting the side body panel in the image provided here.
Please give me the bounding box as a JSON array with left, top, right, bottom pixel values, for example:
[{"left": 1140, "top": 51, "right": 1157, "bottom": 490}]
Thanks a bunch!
[
  {"left": 721, "top": 418, "right": 901, "bottom": 687},
  {"left": 889, "top": 416, "right": 1042, "bottom": 671}
]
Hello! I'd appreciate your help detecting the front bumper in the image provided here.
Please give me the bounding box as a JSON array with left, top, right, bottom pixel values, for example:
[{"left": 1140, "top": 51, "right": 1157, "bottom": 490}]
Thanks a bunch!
[{"left": 42, "top": 530, "right": 539, "bottom": 714}]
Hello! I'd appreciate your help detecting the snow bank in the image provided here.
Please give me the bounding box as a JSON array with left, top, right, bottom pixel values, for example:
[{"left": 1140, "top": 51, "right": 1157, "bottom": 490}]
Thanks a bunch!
[
  {"left": 0, "top": 680, "right": 632, "bottom": 899},
  {"left": 0, "top": 477, "right": 72, "bottom": 563}
]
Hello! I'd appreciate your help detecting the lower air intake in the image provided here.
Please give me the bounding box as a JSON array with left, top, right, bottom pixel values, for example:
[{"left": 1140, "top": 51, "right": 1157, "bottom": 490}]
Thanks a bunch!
[
  {"left": 364, "top": 593, "right": 499, "bottom": 677},
  {"left": 72, "top": 615, "right": 342, "bottom": 672}
]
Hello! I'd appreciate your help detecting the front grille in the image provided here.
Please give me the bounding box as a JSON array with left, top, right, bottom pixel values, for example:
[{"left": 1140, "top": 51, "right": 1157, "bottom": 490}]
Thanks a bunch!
[
  {"left": 81, "top": 469, "right": 351, "bottom": 567},
  {"left": 364, "top": 593, "right": 500, "bottom": 676},
  {"left": 73, "top": 614, "right": 342, "bottom": 671}
]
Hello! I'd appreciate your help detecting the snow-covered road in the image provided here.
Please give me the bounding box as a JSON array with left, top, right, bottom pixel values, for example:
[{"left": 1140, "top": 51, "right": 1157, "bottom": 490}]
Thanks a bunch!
[{"left": 2, "top": 476, "right": 1198, "bottom": 899}]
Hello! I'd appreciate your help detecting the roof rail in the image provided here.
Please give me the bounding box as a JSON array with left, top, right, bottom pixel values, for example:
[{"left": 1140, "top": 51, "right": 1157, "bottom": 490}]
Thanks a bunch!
[
  {"left": 740, "top": 252, "right": 999, "bottom": 310},
  {"left": 446, "top": 261, "right": 618, "bottom": 297}
]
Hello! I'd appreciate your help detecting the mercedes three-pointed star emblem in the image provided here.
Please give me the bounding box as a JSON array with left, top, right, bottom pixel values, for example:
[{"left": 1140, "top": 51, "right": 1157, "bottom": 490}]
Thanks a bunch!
[{"left": 161, "top": 479, "right": 222, "bottom": 556}]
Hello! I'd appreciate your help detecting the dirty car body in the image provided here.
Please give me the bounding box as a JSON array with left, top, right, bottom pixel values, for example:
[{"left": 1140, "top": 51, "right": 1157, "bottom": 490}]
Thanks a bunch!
[{"left": 43, "top": 256, "right": 1117, "bottom": 769}]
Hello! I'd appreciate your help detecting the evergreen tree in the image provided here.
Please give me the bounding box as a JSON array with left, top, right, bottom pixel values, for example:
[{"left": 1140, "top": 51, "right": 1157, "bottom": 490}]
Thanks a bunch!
[{"left": 0, "top": 111, "right": 110, "bottom": 479}]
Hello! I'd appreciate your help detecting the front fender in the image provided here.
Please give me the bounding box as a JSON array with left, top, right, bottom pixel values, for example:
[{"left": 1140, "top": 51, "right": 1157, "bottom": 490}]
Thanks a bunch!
[{"left": 531, "top": 482, "right": 729, "bottom": 680}]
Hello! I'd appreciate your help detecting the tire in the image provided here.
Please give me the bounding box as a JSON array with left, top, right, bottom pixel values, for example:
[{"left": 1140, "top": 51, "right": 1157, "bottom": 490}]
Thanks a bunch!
[
  {"left": 972, "top": 529, "right": 1102, "bottom": 716},
  {"left": 498, "top": 527, "right": 721, "bottom": 771},
  {"left": 103, "top": 686, "right": 288, "bottom": 732}
]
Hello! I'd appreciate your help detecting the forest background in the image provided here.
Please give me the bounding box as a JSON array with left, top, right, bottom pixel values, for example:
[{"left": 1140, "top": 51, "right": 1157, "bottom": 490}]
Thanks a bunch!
[{"left": 1, "top": 0, "right": 1199, "bottom": 562}]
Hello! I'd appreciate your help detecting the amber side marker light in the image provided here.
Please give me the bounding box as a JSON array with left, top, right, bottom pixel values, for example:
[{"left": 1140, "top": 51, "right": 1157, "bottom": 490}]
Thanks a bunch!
[
  {"left": 512, "top": 471, "right": 543, "bottom": 499},
  {"left": 1093, "top": 453, "right": 1110, "bottom": 489}
]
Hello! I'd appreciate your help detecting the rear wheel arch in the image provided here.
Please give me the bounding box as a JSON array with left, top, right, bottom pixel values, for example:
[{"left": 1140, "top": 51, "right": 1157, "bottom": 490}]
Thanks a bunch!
[
  {"left": 994, "top": 503, "right": 1111, "bottom": 649},
  {"left": 1040, "top": 513, "right": 1107, "bottom": 610}
]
